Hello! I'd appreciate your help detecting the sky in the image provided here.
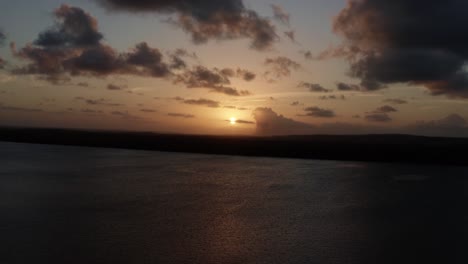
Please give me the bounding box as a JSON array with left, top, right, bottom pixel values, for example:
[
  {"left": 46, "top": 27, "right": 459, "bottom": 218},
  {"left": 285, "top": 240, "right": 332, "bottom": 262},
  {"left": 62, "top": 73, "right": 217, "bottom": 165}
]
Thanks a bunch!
[{"left": 1, "top": 0, "right": 468, "bottom": 137}]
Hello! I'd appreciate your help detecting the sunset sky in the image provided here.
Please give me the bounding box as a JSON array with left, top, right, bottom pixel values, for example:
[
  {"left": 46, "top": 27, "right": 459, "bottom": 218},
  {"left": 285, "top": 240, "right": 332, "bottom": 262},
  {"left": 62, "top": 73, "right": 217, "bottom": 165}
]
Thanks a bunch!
[{"left": 1, "top": 0, "right": 468, "bottom": 136}]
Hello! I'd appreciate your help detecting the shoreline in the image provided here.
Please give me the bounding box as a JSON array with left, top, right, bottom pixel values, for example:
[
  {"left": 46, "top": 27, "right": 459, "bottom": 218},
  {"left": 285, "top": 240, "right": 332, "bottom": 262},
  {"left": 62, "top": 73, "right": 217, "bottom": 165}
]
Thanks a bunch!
[{"left": 1, "top": 126, "right": 467, "bottom": 166}]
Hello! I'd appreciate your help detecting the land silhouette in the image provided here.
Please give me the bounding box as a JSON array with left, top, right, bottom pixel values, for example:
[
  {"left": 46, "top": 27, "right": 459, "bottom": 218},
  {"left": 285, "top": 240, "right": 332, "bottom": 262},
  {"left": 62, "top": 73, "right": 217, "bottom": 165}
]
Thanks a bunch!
[{"left": 1, "top": 127, "right": 467, "bottom": 166}]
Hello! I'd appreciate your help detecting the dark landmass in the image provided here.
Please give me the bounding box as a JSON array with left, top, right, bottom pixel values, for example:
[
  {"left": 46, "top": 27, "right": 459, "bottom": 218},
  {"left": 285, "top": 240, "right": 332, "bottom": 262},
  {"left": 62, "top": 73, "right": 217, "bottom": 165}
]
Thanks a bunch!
[{"left": 1, "top": 126, "right": 467, "bottom": 166}]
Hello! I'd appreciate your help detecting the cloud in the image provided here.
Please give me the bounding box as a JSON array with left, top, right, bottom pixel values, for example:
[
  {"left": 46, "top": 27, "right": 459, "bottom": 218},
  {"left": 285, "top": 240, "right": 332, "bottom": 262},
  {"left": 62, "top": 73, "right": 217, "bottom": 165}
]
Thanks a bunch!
[
  {"left": 407, "top": 114, "right": 468, "bottom": 137},
  {"left": 331, "top": 0, "right": 468, "bottom": 97},
  {"left": 0, "top": 104, "right": 43, "bottom": 112},
  {"left": 74, "top": 96, "right": 122, "bottom": 106},
  {"left": 383, "top": 98, "right": 408, "bottom": 105},
  {"left": 336, "top": 82, "right": 361, "bottom": 91},
  {"left": 373, "top": 105, "right": 398, "bottom": 114},
  {"left": 0, "top": 30, "right": 5, "bottom": 46},
  {"left": 271, "top": 4, "right": 290, "bottom": 25},
  {"left": 236, "top": 68, "right": 256, "bottom": 81},
  {"left": 76, "top": 82, "right": 89, "bottom": 87},
  {"left": 140, "top": 109, "right": 157, "bottom": 113},
  {"left": 302, "top": 106, "right": 336, "bottom": 118},
  {"left": 318, "top": 95, "right": 346, "bottom": 100},
  {"left": 183, "top": 98, "right": 220, "bottom": 108},
  {"left": 225, "top": 119, "right": 255, "bottom": 124},
  {"left": 264, "top": 56, "right": 301, "bottom": 80},
  {"left": 252, "top": 107, "right": 313, "bottom": 135},
  {"left": 107, "top": 83, "right": 125, "bottom": 90},
  {"left": 97, "top": 0, "right": 277, "bottom": 50},
  {"left": 11, "top": 6, "right": 177, "bottom": 81},
  {"left": 298, "top": 82, "right": 330, "bottom": 93},
  {"left": 81, "top": 108, "right": 103, "bottom": 114},
  {"left": 365, "top": 113, "right": 392, "bottom": 123},
  {"left": 284, "top": 30, "right": 296, "bottom": 43},
  {"left": 290, "top": 101, "right": 299, "bottom": 106},
  {"left": 168, "top": 112, "right": 195, "bottom": 118},
  {"left": 175, "top": 66, "right": 251, "bottom": 96},
  {"left": 34, "top": 5, "right": 103, "bottom": 48}
]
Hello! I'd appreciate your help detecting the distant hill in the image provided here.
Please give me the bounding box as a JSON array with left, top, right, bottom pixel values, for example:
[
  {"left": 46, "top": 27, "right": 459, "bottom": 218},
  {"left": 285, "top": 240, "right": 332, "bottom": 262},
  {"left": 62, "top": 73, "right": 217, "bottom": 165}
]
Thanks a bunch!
[{"left": 1, "top": 126, "right": 467, "bottom": 166}]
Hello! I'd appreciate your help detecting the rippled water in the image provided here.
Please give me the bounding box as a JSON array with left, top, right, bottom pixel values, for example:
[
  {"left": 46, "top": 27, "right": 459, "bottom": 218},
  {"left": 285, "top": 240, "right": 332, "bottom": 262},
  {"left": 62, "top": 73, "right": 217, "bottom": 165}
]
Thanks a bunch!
[{"left": 1, "top": 142, "right": 468, "bottom": 264}]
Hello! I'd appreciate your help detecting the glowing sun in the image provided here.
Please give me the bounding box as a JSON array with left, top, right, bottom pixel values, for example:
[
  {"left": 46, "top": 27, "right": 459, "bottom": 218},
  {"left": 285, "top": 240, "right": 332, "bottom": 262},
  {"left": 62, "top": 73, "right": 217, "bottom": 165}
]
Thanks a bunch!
[{"left": 229, "top": 117, "right": 237, "bottom": 125}]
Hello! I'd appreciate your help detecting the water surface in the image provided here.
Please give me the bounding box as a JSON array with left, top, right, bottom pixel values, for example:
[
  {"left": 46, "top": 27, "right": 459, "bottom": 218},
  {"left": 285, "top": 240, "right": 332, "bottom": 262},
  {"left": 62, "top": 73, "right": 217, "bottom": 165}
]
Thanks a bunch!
[{"left": 1, "top": 142, "right": 468, "bottom": 264}]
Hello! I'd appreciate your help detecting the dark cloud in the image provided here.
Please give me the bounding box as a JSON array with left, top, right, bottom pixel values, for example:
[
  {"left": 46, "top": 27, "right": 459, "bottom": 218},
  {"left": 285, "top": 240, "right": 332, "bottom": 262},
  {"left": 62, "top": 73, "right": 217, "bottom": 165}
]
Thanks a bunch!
[
  {"left": 298, "top": 82, "right": 330, "bottom": 93},
  {"left": 11, "top": 6, "right": 178, "bottom": 81},
  {"left": 290, "top": 101, "right": 299, "bottom": 106},
  {"left": 383, "top": 98, "right": 408, "bottom": 105},
  {"left": 237, "top": 107, "right": 249, "bottom": 111},
  {"left": 224, "top": 106, "right": 236, "bottom": 109},
  {"left": 175, "top": 66, "right": 251, "bottom": 96},
  {"left": 97, "top": 0, "right": 277, "bottom": 50},
  {"left": 264, "top": 56, "right": 301, "bottom": 80},
  {"left": 332, "top": 0, "right": 468, "bottom": 97},
  {"left": 271, "top": 4, "right": 290, "bottom": 25},
  {"left": 336, "top": 82, "right": 361, "bottom": 91},
  {"left": 74, "top": 96, "right": 122, "bottom": 106},
  {"left": 319, "top": 95, "right": 346, "bottom": 100},
  {"left": 253, "top": 107, "right": 313, "bottom": 135},
  {"left": 302, "top": 106, "right": 336, "bottom": 118},
  {"left": 124, "top": 42, "right": 172, "bottom": 77},
  {"left": 168, "top": 112, "right": 195, "bottom": 118},
  {"left": 107, "top": 83, "right": 125, "bottom": 90},
  {"left": 183, "top": 98, "right": 220, "bottom": 108},
  {"left": 365, "top": 113, "right": 392, "bottom": 123},
  {"left": 373, "top": 105, "right": 398, "bottom": 114},
  {"left": 34, "top": 5, "right": 103, "bottom": 48},
  {"left": 236, "top": 68, "right": 256, "bottom": 81}
]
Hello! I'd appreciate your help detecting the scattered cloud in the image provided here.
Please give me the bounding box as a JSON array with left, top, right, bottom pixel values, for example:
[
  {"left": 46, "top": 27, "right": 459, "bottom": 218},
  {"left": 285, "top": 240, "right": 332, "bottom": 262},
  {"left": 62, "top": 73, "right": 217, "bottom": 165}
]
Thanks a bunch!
[
  {"left": 140, "top": 109, "right": 157, "bottom": 113},
  {"left": 302, "top": 106, "right": 336, "bottom": 118},
  {"left": 0, "top": 104, "right": 43, "bottom": 112},
  {"left": 365, "top": 113, "right": 392, "bottom": 123},
  {"left": 107, "top": 83, "right": 125, "bottom": 90},
  {"left": 97, "top": 0, "right": 278, "bottom": 50},
  {"left": 383, "top": 98, "right": 408, "bottom": 105},
  {"left": 271, "top": 4, "right": 290, "bottom": 25},
  {"left": 318, "top": 95, "right": 346, "bottom": 100},
  {"left": 336, "top": 82, "right": 361, "bottom": 91},
  {"left": 183, "top": 98, "right": 220, "bottom": 108},
  {"left": 298, "top": 82, "right": 330, "bottom": 93},
  {"left": 74, "top": 96, "right": 122, "bottom": 106},
  {"left": 373, "top": 105, "right": 398, "bottom": 114},
  {"left": 264, "top": 56, "right": 301, "bottom": 80},
  {"left": 168, "top": 112, "right": 195, "bottom": 118},
  {"left": 175, "top": 66, "right": 251, "bottom": 96}
]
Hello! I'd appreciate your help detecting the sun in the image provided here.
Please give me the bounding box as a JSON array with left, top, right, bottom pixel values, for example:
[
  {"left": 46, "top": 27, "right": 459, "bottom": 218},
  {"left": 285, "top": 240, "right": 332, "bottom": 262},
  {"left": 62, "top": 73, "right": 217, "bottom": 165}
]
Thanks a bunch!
[{"left": 229, "top": 117, "right": 237, "bottom": 125}]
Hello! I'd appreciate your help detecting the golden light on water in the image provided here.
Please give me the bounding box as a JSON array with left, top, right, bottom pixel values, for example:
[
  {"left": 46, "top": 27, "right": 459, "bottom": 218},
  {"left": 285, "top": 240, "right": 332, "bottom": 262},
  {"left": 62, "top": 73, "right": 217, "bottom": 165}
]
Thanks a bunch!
[{"left": 230, "top": 117, "right": 237, "bottom": 125}]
